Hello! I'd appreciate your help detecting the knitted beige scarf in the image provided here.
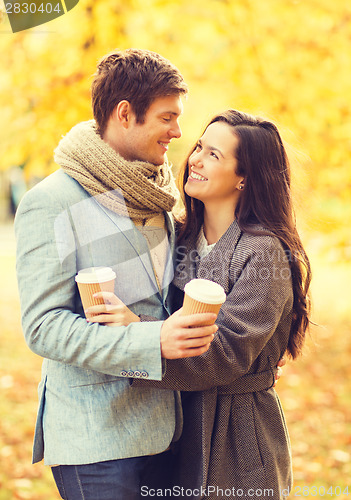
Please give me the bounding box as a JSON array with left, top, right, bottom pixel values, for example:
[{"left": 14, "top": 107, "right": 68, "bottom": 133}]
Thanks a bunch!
[{"left": 54, "top": 120, "right": 179, "bottom": 223}]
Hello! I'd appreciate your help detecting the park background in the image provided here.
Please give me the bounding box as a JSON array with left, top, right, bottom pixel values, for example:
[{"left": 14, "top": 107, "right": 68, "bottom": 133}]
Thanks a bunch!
[{"left": 0, "top": 0, "right": 350, "bottom": 498}]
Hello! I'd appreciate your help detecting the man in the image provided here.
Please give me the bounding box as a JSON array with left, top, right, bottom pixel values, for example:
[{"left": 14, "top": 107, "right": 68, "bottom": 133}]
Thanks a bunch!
[{"left": 15, "top": 49, "right": 217, "bottom": 500}]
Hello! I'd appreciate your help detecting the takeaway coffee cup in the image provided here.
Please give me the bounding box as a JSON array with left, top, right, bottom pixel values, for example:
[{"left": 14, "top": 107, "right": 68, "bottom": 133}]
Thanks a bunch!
[
  {"left": 182, "top": 278, "right": 226, "bottom": 325},
  {"left": 75, "top": 267, "right": 116, "bottom": 316}
]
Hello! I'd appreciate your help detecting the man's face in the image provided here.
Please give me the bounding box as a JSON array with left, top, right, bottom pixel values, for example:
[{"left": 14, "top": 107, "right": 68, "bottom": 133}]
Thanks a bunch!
[{"left": 122, "top": 95, "right": 183, "bottom": 165}]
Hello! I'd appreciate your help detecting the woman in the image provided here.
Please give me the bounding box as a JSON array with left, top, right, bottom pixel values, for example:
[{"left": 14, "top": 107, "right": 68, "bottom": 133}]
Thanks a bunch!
[{"left": 87, "top": 110, "right": 311, "bottom": 499}]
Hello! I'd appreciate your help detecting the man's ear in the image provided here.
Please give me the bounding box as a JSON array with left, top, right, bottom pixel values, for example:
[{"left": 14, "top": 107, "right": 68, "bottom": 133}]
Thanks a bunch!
[{"left": 114, "top": 100, "right": 132, "bottom": 129}]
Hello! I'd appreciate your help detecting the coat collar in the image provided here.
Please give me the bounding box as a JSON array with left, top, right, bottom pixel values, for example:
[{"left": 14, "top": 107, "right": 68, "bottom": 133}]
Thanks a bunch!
[
  {"left": 90, "top": 198, "right": 175, "bottom": 299},
  {"left": 173, "top": 219, "right": 243, "bottom": 294}
]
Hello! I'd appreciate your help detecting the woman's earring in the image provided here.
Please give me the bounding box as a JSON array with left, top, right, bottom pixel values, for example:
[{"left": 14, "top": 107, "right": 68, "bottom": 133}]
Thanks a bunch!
[{"left": 239, "top": 184, "right": 244, "bottom": 190}]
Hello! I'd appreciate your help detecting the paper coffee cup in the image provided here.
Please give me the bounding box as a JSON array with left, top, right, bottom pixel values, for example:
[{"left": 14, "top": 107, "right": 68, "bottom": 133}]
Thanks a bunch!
[
  {"left": 75, "top": 267, "right": 116, "bottom": 316},
  {"left": 182, "top": 278, "right": 226, "bottom": 325}
]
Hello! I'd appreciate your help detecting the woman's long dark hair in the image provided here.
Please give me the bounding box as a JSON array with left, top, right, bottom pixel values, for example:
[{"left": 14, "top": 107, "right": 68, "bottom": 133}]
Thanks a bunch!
[{"left": 177, "top": 109, "right": 311, "bottom": 359}]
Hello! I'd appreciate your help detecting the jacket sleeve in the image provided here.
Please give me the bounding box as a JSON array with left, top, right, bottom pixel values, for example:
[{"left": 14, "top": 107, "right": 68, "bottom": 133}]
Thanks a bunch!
[
  {"left": 133, "top": 237, "right": 293, "bottom": 390},
  {"left": 15, "top": 185, "right": 164, "bottom": 380}
]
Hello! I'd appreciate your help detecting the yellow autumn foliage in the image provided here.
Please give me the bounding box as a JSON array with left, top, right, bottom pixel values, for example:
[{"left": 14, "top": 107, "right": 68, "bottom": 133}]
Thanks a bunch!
[{"left": 0, "top": 0, "right": 350, "bottom": 255}]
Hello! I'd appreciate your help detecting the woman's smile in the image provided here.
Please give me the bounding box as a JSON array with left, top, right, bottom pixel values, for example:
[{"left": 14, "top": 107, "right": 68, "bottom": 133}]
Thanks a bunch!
[{"left": 188, "top": 171, "right": 208, "bottom": 181}]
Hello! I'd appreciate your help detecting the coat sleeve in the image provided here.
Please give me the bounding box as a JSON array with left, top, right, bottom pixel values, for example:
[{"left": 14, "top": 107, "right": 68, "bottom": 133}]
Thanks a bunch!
[
  {"left": 15, "top": 185, "right": 164, "bottom": 380},
  {"left": 133, "top": 236, "right": 293, "bottom": 390}
]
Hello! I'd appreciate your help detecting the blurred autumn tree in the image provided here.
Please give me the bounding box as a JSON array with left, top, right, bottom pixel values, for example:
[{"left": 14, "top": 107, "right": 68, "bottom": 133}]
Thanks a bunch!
[{"left": 0, "top": 0, "right": 350, "bottom": 255}]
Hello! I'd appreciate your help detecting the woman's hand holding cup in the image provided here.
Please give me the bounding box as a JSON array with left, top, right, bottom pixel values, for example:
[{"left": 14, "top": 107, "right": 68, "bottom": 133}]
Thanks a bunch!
[{"left": 85, "top": 292, "right": 141, "bottom": 327}]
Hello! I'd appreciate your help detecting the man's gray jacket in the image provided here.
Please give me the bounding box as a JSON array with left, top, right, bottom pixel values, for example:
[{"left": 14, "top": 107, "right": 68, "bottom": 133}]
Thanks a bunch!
[{"left": 15, "top": 169, "right": 181, "bottom": 465}]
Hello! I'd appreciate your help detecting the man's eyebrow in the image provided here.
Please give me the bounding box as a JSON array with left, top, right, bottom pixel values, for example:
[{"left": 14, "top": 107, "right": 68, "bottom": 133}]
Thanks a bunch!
[{"left": 160, "top": 111, "right": 181, "bottom": 116}]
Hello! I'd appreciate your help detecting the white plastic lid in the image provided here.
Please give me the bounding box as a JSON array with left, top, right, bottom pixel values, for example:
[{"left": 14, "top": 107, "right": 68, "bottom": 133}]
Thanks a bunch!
[
  {"left": 184, "top": 278, "right": 226, "bottom": 304},
  {"left": 75, "top": 267, "right": 116, "bottom": 284}
]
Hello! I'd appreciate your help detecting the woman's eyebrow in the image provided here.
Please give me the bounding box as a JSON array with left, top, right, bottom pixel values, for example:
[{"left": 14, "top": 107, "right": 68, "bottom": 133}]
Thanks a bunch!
[
  {"left": 197, "top": 138, "right": 224, "bottom": 157},
  {"left": 206, "top": 144, "right": 224, "bottom": 158}
]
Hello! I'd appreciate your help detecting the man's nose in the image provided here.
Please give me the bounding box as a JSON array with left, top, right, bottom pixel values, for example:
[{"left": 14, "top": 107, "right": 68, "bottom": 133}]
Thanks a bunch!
[{"left": 170, "top": 121, "right": 182, "bottom": 139}]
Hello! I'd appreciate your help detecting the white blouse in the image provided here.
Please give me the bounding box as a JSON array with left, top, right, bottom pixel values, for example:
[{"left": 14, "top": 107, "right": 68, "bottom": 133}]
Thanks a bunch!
[{"left": 196, "top": 226, "right": 216, "bottom": 259}]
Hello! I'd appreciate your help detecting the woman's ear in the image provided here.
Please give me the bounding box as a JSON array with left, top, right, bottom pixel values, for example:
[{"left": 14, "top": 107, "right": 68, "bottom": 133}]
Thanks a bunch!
[{"left": 236, "top": 177, "right": 245, "bottom": 191}]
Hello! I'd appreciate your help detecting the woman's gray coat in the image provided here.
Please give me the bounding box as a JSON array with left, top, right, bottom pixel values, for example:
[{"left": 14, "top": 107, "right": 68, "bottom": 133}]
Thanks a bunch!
[{"left": 134, "top": 220, "right": 294, "bottom": 499}]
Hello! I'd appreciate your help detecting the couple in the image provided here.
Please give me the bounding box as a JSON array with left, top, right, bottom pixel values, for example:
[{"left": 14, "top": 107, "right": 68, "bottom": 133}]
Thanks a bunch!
[{"left": 15, "top": 49, "right": 311, "bottom": 500}]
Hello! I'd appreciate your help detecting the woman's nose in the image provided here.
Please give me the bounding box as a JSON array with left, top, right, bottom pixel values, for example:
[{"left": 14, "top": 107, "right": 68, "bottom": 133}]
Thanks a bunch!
[{"left": 190, "top": 151, "right": 203, "bottom": 168}]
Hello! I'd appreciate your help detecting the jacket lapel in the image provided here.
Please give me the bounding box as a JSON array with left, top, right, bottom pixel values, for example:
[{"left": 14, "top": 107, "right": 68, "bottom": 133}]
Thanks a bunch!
[
  {"left": 174, "top": 220, "right": 243, "bottom": 295},
  {"left": 197, "top": 220, "right": 242, "bottom": 294},
  {"left": 95, "top": 200, "right": 178, "bottom": 301},
  {"left": 161, "top": 212, "right": 176, "bottom": 300},
  {"left": 172, "top": 234, "right": 198, "bottom": 292},
  {"left": 91, "top": 198, "right": 158, "bottom": 287}
]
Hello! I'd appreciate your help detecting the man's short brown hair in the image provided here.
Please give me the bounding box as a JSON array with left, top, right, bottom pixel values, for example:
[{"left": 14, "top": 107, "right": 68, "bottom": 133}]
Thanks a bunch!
[{"left": 91, "top": 48, "right": 188, "bottom": 136}]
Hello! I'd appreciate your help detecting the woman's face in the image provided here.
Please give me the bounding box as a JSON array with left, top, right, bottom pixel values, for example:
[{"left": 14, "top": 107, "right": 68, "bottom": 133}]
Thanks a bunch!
[{"left": 185, "top": 121, "right": 244, "bottom": 205}]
